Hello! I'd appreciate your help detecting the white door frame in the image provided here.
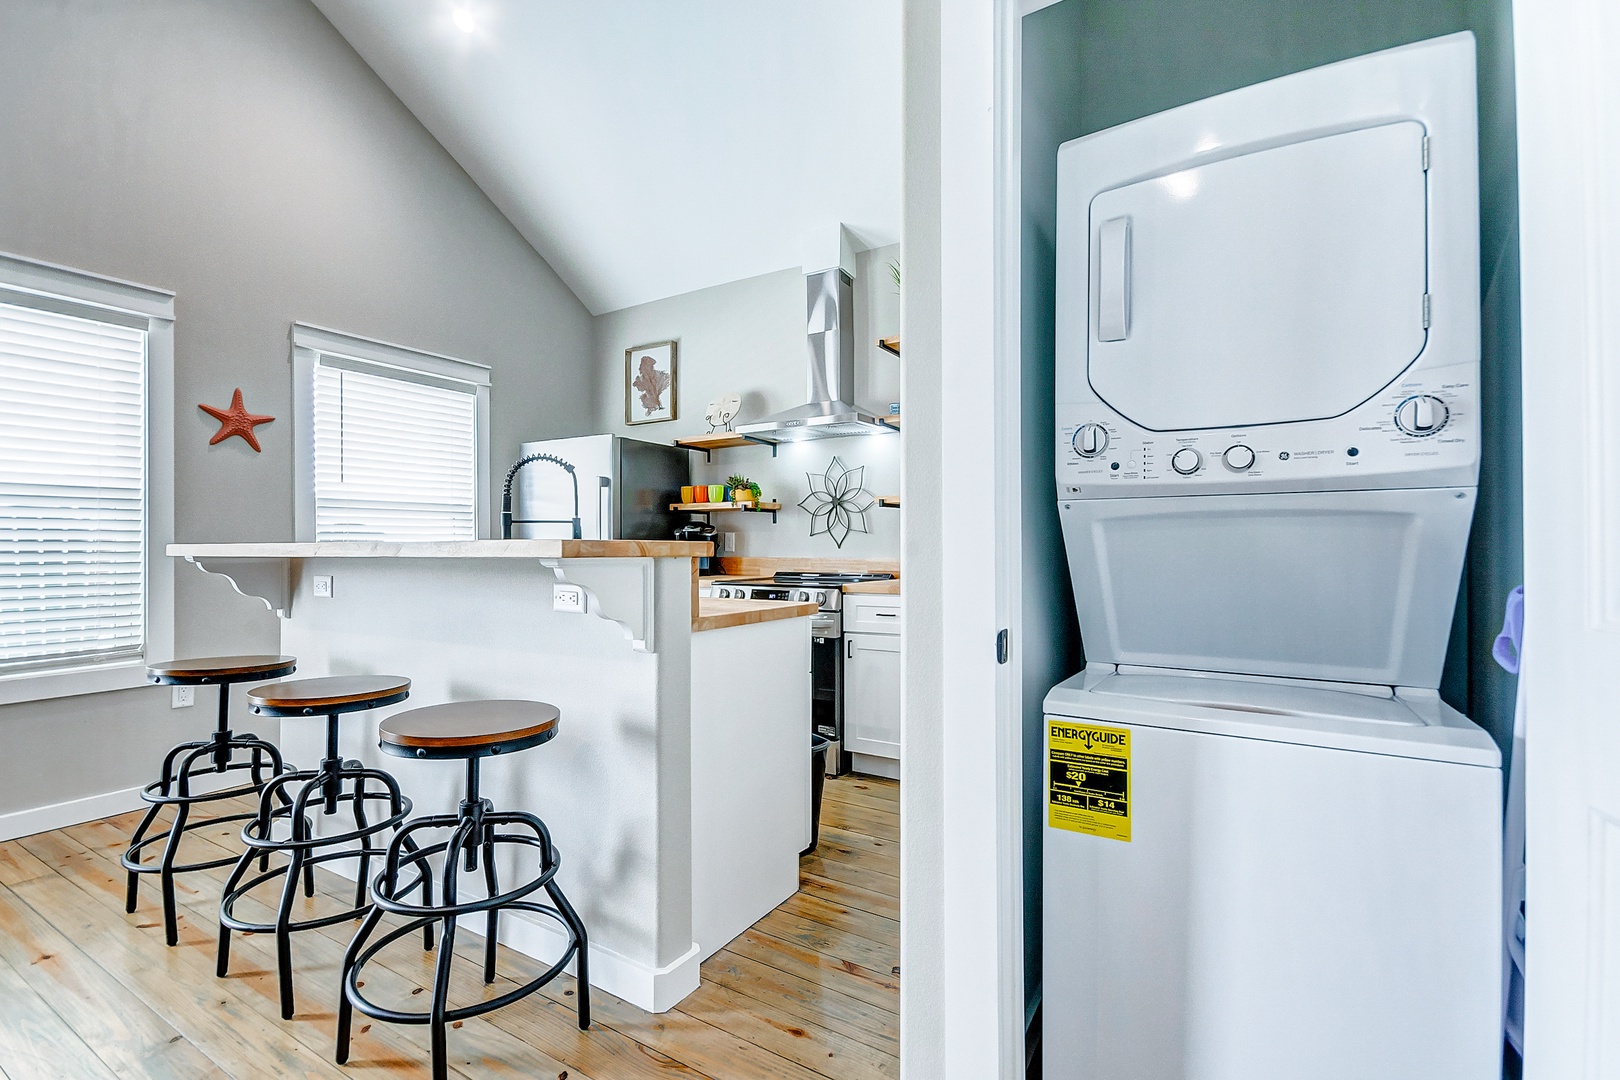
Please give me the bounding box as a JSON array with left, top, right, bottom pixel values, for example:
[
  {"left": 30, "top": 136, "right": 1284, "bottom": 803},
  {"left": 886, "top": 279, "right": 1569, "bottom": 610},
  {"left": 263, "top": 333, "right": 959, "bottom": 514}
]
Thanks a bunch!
[
  {"left": 901, "top": 0, "right": 1028, "bottom": 1076},
  {"left": 1514, "top": 0, "right": 1620, "bottom": 1074}
]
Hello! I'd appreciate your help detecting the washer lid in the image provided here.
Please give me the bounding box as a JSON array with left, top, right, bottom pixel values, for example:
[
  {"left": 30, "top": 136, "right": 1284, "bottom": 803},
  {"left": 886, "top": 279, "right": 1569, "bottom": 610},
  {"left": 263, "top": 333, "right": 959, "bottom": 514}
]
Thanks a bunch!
[
  {"left": 1044, "top": 669, "right": 1500, "bottom": 767},
  {"left": 1088, "top": 122, "right": 1429, "bottom": 431}
]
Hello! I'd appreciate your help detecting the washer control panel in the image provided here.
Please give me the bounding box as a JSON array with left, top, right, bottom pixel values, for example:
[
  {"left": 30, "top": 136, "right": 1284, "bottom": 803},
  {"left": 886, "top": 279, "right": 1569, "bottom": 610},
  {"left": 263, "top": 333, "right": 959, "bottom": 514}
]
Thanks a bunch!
[{"left": 1057, "top": 363, "right": 1478, "bottom": 497}]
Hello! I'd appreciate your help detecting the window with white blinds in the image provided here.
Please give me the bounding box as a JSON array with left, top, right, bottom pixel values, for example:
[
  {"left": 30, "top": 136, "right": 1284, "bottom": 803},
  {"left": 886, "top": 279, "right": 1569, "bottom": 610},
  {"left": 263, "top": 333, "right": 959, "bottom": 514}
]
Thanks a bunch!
[
  {"left": 0, "top": 299, "right": 147, "bottom": 673},
  {"left": 311, "top": 355, "right": 481, "bottom": 541}
]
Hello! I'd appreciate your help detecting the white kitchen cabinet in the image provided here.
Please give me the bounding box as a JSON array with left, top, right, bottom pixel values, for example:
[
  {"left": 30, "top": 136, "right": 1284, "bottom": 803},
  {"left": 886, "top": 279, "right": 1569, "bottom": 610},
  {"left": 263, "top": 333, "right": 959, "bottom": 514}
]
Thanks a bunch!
[{"left": 845, "top": 596, "right": 901, "bottom": 773}]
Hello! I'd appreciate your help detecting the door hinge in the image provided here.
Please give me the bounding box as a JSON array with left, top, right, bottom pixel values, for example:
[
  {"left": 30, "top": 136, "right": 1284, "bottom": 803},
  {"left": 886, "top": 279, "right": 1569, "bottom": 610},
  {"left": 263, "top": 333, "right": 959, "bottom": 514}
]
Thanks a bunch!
[
  {"left": 1422, "top": 293, "right": 1432, "bottom": 328},
  {"left": 1421, "top": 136, "right": 1430, "bottom": 171},
  {"left": 996, "top": 629, "right": 1010, "bottom": 664}
]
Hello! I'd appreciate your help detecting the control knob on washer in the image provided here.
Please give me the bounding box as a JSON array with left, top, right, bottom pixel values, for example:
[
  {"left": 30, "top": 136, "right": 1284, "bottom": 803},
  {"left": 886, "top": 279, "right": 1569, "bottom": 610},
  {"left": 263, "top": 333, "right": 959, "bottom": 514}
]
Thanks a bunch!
[
  {"left": 1072, "top": 423, "right": 1109, "bottom": 458},
  {"left": 1223, "top": 445, "right": 1256, "bottom": 471},
  {"left": 1394, "top": 394, "right": 1449, "bottom": 436},
  {"left": 1171, "top": 447, "right": 1202, "bottom": 475}
]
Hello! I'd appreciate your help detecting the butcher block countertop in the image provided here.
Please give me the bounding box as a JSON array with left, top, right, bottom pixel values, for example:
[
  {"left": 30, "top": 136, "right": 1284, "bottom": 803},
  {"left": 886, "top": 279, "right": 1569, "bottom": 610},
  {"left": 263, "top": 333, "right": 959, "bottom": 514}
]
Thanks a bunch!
[
  {"left": 167, "top": 539, "right": 714, "bottom": 560},
  {"left": 693, "top": 598, "right": 819, "bottom": 633},
  {"left": 840, "top": 579, "right": 901, "bottom": 595}
]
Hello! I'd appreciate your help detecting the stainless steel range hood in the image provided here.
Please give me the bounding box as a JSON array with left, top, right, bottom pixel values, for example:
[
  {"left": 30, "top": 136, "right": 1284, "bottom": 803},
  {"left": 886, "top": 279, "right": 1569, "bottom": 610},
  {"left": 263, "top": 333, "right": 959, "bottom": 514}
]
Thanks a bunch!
[{"left": 735, "top": 267, "right": 894, "bottom": 442}]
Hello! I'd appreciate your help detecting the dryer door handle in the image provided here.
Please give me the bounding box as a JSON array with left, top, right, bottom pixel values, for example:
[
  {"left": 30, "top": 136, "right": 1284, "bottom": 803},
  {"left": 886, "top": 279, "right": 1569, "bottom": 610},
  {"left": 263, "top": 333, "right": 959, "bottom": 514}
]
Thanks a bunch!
[{"left": 1097, "top": 215, "right": 1132, "bottom": 342}]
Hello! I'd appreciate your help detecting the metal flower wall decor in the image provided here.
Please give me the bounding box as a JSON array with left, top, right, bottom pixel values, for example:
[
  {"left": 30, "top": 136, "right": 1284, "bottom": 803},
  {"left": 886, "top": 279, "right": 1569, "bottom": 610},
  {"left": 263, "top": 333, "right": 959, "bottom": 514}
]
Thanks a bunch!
[{"left": 798, "top": 456, "right": 875, "bottom": 548}]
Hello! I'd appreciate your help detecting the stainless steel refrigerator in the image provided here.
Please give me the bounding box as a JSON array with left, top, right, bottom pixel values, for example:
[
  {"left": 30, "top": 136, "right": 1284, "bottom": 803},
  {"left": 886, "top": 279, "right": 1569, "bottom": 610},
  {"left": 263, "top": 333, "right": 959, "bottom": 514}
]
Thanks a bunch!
[{"left": 506, "top": 434, "right": 689, "bottom": 540}]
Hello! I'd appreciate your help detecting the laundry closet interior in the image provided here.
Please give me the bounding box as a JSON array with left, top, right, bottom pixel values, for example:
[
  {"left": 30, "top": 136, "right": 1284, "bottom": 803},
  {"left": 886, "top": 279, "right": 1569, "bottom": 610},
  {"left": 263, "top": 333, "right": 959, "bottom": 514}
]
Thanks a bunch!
[{"left": 1017, "top": 1, "right": 1522, "bottom": 1076}]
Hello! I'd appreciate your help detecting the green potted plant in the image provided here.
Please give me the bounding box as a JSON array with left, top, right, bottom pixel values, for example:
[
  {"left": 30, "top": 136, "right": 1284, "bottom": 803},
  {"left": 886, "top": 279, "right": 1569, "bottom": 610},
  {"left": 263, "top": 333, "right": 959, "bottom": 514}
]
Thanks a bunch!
[{"left": 726, "top": 474, "right": 762, "bottom": 505}]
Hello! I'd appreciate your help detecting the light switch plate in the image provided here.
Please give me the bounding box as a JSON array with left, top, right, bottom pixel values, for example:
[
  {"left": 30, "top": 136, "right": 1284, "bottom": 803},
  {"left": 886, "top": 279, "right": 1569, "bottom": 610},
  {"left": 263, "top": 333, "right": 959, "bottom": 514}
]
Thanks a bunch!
[
  {"left": 553, "top": 583, "right": 587, "bottom": 613},
  {"left": 313, "top": 575, "right": 333, "bottom": 598},
  {"left": 723, "top": 531, "right": 737, "bottom": 553}
]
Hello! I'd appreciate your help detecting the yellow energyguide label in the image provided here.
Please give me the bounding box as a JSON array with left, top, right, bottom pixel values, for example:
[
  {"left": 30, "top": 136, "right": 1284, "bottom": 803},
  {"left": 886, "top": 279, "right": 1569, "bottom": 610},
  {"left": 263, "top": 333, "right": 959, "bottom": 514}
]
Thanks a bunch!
[{"left": 1047, "top": 721, "right": 1131, "bottom": 842}]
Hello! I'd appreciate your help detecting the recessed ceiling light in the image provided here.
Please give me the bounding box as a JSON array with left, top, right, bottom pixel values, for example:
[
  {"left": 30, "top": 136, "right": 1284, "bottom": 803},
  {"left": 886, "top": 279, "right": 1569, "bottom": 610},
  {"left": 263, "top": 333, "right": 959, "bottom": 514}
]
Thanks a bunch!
[{"left": 451, "top": 6, "right": 476, "bottom": 33}]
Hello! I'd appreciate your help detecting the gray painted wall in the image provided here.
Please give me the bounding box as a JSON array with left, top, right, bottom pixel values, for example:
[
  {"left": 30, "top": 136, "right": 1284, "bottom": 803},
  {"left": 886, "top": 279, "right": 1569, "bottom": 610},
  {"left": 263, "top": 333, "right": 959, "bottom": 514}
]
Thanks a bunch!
[
  {"left": 590, "top": 248, "right": 902, "bottom": 560},
  {"left": 0, "top": 0, "right": 593, "bottom": 818},
  {"left": 1020, "top": 0, "right": 1520, "bottom": 1025}
]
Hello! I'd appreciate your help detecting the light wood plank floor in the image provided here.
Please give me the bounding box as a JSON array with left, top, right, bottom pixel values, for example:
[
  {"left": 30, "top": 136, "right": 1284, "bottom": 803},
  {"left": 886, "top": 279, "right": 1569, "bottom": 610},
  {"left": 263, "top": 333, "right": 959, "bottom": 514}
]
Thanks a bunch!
[{"left": 0, "top": 774, "right": 899, "bottom": 1080}]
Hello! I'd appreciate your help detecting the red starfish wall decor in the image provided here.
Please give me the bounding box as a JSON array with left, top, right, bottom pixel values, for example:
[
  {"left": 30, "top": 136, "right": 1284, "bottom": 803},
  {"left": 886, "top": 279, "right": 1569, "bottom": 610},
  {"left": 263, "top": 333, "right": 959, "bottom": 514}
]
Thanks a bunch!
[{"left": 199, "top": 389, "right": 275, "bottom": 452}]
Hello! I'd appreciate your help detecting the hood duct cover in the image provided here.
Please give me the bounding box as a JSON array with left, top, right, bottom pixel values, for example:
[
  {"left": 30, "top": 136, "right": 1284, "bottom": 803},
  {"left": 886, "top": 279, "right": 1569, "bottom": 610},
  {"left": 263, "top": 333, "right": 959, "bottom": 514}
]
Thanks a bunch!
[{"left": 735, "top": 268, "right": 893, "bottom": 442}]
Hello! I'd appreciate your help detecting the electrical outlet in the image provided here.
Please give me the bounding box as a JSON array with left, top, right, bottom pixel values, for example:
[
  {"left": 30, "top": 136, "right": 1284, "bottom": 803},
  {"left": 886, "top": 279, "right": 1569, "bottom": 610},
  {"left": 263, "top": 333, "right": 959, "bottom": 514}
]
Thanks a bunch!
[
  {"left": 723, "top": 531, "right": 737, "bottom": 553},
  {"left": 313, "top": 574, "right": 333, "bottom": 598},
  {"left": 171, "top": 685, "right": 195, "bottom": 709},
  {"left": 553, "top": 583, "right": 587, "bottom": 614}
]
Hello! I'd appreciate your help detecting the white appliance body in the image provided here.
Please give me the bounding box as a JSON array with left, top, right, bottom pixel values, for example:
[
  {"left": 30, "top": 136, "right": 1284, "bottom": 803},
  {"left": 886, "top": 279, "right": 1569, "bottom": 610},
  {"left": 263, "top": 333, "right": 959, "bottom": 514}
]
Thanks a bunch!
[
  {"left": 1044, "top": 34, "right": 1502, "bottom": 1079},
  {"left": 1044, "top": 671, "right": 1502, "bottom": 1080}
]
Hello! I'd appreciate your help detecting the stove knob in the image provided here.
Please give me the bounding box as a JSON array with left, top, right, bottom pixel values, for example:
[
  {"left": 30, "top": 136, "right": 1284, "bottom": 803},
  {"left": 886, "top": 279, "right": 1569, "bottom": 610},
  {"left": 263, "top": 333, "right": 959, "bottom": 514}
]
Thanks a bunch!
[
  {"left": 717, "top": 588, "right": 730, "bottom": 598},
  {"left": 1394, "top": 394, "right": 1449, "bottom": 436},
  {"left": 798, "top": 591, "right": 811, "bottom": 602},
  {"left": 1072, "top": 423, "right": 1109, "bottom": 458},
  {"left": 1223, "top": 444, "right": 1256, "bottom": 471},
  {"left": 816, "top": 591, "right": 828, "bottom": 605},
  {"left": 1171, "top": 447, "right": 1202, "bottom": 475}
]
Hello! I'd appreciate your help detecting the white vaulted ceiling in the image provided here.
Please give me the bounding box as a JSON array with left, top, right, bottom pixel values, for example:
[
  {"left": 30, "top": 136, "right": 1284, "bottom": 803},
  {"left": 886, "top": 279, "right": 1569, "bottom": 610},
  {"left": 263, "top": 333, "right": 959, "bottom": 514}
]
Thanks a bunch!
[{"left": 312, "top": 0, "right": 902, "bottom": 315}]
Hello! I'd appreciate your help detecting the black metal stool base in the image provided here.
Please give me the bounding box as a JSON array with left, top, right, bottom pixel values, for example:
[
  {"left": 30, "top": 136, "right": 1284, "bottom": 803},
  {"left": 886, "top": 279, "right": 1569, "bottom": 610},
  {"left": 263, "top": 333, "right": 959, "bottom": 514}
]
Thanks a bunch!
[
  {"left": 337, "top": 759, "right": 589, "bottom": 1080},
  {"left": 218, "top": 743, "right": 422, "bottom": 1020},
  {"left": 122, "top": 730, "right": 291, "bottom": 947}
]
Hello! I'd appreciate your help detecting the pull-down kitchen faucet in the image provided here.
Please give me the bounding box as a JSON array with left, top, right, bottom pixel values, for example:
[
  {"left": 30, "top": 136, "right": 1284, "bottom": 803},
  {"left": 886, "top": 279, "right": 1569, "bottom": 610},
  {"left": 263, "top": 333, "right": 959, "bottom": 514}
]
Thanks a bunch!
[{"left": 501, "top": 453, "right": 581, "bottom": 539}]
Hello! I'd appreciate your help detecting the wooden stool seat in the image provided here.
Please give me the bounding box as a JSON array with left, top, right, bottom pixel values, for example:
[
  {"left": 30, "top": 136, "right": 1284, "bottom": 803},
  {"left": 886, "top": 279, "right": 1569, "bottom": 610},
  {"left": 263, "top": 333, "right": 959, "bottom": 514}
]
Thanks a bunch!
[
  {"left": 379, "top": 700, "right": 560, "bottom": 760},
  {"left": 148, "top": 655, "right": 297, "bottom": 685},
  {"left": 247, "top": 674, "right": 411, "bottom": 716}
]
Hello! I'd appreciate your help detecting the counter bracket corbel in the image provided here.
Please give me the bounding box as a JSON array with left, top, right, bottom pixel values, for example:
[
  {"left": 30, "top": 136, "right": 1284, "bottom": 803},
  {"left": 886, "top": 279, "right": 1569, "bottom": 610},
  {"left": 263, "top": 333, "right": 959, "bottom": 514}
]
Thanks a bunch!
[
  {"left": 184, "top": 557, "right": 294, "bottom": 618},
  {"left": 540, "top": 557, "right": 657, "bottom": 653}
]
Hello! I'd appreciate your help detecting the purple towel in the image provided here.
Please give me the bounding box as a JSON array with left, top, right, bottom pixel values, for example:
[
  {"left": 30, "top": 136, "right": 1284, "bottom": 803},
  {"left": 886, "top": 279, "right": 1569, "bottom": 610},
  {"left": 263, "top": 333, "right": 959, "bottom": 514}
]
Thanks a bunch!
[{"left": 1493, "top": 586, "right": 1524, "bottom": 674}]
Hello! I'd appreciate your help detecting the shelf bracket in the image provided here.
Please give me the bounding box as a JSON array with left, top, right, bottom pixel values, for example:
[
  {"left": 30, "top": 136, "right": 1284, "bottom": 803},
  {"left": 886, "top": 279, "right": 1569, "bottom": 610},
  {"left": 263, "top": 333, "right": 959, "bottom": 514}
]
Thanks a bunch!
[
  {"left": 184, "top": 557, "right": 294, "bottom": 618},
  {"left": 540, "top": 557, "right": 657, "bottom": 653}
]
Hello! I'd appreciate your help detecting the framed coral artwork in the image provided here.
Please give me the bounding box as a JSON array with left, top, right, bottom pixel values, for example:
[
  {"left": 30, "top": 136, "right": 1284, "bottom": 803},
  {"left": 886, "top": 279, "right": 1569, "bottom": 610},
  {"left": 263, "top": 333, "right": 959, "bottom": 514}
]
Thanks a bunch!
[{"left": 625, "top": 340, "right": 677, "bottom": 424}]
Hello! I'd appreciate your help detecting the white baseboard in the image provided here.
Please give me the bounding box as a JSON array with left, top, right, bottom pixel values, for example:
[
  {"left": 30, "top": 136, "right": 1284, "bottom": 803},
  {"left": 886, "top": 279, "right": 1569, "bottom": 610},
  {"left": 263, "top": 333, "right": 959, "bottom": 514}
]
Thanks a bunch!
[
  {"left": 0, "top": 768, "right": 270, "bottom": 844},
  {"left": 852, "top": 753, "right": 901, "bottom": 780},
  {"left": 500, "top": 911, "right": 702, "bottom": 1014},
  {"left": 0, "top": 785, "right": 146, "bottom": 842}
]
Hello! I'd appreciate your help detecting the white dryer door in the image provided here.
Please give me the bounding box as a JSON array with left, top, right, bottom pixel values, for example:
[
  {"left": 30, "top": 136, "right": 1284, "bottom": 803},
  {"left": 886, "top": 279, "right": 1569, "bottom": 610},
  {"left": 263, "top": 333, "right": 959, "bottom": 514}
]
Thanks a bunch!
[{"left": 1087, "top": 122, "right": 1429, "bottom": 431}]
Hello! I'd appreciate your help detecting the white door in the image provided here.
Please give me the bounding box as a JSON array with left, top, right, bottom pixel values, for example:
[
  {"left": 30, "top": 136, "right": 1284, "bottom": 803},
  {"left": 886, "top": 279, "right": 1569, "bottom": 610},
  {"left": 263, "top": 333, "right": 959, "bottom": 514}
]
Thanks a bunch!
[
  {"left": 846, "top": 632, "right": 902, "bottom": 759},
  {"left": 1515, "top": 1, "right": 1620, "bottom": 1075}
]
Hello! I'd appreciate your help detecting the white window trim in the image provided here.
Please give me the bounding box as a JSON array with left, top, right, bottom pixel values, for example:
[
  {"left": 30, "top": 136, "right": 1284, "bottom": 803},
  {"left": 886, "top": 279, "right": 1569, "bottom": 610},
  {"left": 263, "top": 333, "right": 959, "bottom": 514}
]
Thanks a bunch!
[
  {"left": 290, "top": 323, "right": 491, "bottom": 542},
  {"left": 0, "top": 251, "right": 175, "bottom": 706}
]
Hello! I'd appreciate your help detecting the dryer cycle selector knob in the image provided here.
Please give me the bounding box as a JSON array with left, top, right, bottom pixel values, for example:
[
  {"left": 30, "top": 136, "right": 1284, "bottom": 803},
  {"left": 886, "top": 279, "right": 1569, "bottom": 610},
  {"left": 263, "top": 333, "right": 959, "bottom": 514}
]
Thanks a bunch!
[
  {"left": 1072, "top": 423, "right": 1109, "bottom": 458},
  {"left": 1223, "top": 445, "right": 1256, "bottom": 471},
  {"left": 1171, "top": 448, "right": 1202, "bottom": 475},
  {"left": 1394, "top": 394, "right": 1449, "bottom": 437}
]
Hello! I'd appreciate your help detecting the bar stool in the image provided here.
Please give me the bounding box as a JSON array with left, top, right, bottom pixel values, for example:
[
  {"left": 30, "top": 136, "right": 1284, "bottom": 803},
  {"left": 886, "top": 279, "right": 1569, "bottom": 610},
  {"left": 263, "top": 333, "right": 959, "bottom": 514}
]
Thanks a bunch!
[
  {"left": 124, "top": 655, "right": 298, "bottom": 947},
  {"left": 337, "top": 700, "right": 590, "bottom": 1080},
  {"left": 217, "top": 674, "right": 421, "bottom": 1020}
]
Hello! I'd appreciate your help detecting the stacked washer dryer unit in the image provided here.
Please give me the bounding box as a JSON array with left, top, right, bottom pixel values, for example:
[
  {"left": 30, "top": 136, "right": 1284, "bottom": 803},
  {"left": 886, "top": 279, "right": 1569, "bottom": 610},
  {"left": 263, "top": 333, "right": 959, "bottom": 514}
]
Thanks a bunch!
[{"left": 1043, "top": 34, "right": 1502, "bottom": 1080}]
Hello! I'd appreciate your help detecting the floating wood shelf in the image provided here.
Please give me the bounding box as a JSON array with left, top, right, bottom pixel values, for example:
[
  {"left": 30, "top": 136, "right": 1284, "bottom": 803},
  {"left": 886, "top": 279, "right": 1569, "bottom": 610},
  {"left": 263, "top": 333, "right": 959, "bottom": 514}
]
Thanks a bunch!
[
  {"left": 880, "top": 414, "right": 901, "bottom": 430},
  {"left": 878, "top": 496, "right": 900, "bottom": 508},
  {"left": 673, "top": 432, "right": 778, "bottom": 462},
  {"left": 670, "top": 500, "right": 783, "bottom": 523},
  {"left": 878, "top": 336, "right": 900, "bottom": 357}
]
